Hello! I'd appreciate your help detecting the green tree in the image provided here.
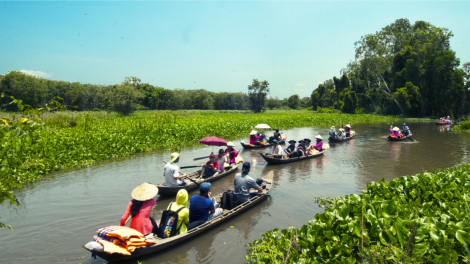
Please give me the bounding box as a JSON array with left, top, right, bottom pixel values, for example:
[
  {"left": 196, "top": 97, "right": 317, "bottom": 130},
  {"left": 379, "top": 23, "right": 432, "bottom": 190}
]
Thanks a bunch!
[
  {"left": 341, "top": 91, "right": 357, "bottom": 113},
  {"left": 247, "top": 79, "right": 270, "bottom": 113},
  {"left": 287, "top": 94, "right": 300, "bottom": 109},
  {"left": 103, "top": 84, "right": 144, "bottom": 115},
  {"left": 392, "top": 82, "right": 422, "bottom": 116}
]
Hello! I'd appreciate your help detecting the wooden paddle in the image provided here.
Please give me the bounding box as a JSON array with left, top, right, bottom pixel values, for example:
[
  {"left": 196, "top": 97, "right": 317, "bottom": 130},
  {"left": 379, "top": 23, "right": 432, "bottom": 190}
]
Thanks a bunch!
[
  {"left": 180, "top": 165, "right": 202, "bottom": 169},
  {"left": 193, "top": 156, "right": 209, "bottom": 161}
]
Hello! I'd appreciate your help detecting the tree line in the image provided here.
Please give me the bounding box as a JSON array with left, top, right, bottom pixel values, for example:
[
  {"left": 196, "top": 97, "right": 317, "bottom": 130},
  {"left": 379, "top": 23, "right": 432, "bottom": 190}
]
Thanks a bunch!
[{"left": 311, "top": 18, "right": 470, "bottom": 117}]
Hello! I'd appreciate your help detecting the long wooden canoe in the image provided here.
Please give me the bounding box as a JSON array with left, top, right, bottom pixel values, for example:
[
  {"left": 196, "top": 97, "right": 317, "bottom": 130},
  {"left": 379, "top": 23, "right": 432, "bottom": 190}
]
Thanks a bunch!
[
  {"left": 83, "top": 172, "right": 274, "bottom": 262},
  {"left": 240, "top": 135, "right": 287, "bottom": 149},
  {"left": 387, "top": 133, "right": 413, "bottom": 141},
  {"left": 260, "top": 151, "right": 324, "bottom": 164},
  {"left": 328, "top": 135, "right": 354, "bottom": 143},
  {"left": 156, "top": 162, "right": 240, "bottom": 196}
]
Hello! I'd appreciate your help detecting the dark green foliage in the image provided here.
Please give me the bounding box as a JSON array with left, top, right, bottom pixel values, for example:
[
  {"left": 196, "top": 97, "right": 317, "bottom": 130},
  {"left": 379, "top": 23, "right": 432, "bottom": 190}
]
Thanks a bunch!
[
  {"left": 392, "top": 82, "right": 422, "bottom": 117},
  {"left": 287, "top": 94, "right": 300, "bottom": 109},
  {"left": 246, "top": 162, "right": 470, "bottom": 263},
  {"left": 247, "top": 79, "right": 270, "bottom": 113},
  {"left": 341, "top": 91, "right": 357, "bottom": 114}
]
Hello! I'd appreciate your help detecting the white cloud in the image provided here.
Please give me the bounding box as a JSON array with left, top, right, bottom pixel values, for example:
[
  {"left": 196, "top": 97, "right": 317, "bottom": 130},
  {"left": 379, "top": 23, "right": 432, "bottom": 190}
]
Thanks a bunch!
[
  {"left": 294, "top": 83, "right": 304, "bottom": 87},
  {"left": 19, "top": 70, "right": 51, "bottom": 78}
]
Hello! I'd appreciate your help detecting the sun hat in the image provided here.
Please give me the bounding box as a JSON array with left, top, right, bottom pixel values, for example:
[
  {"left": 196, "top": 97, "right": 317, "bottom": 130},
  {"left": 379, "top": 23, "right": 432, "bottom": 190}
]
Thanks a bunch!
[
  {"left": 209, "top": 153, "right": 216, "bottom": 158},
  {"left": 403, "top": 123, "right": 406, "bottom": 126},
  {"left": 199, "top": 182, "right": 211, "bottom": 193},
  {"left": 339, "top": 128, "right": 344, "bottom": 132},
  {"left": 272, "top": 139, "right": 278, "bottom": 144},
  {"left": 227, "top": 141, "right": 235, "bottom": 147},
  {"left": 289, "top": 139, "right": 296, "bottom": 143},
  {"left": 330, "top": 126, "right": 335, "bottom": 130},
  {"left": 393, "top": 127, "right": 400, "bottom": 132},
  {"left": 299, "top": 139, "right": 305, "bottom": 142},
  {"left": 304, "top": 138, "right": 311, "bottom": 142},
  {"left": 242, "top": 161, "right": 251, "bottom": 172},
  {"left": 250, "top": 130, "right": 257, "bottom": 135},
  {"left": 131, "top": 182, "right": 159, "bottom": 201},
  {"left": 170, "top": 153, "right": 180, "bottom": 162},
  {"left": 346, "top": 124, "right": 351, "bottom": 128},
  {"left": 315, "top": 135, "right": 323, "bottom": 140}
]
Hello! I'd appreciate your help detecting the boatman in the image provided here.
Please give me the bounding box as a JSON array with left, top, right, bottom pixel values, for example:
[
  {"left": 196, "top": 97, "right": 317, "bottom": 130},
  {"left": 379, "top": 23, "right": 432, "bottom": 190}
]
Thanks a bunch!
[
  {"left": 284, "top": 139, "right": 298, "bottom": 158},
  {"left": 329, "top": 126, "right": 339, "bottom": 140},
  {"left": 402, "top": 123, "right": 410, "bottom": 136},
  {"left": 234, "top": 162, "right": 262, "bottom": 204},
  {"left": 164, "top": 153, "right": 188, "bottom": 186},
  {"left": 342, "top": 123, "right": 352, "bottom": 137}
]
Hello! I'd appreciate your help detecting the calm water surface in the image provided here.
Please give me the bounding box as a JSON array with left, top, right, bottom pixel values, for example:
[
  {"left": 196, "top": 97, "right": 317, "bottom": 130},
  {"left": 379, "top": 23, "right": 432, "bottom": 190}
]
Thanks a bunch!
[{"left": 1, "top": 122, "right": 469, "bottom": 264}]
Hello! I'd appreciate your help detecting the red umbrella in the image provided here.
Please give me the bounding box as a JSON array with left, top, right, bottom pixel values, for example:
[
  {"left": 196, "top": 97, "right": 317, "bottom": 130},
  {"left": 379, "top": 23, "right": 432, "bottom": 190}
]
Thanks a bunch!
[{"left": 199, "top": 136, "right": 227, "bottom": 146}]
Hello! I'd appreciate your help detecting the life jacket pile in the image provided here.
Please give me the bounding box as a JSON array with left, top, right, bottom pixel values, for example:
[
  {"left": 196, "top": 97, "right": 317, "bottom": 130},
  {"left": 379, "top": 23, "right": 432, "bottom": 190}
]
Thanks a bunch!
[{"left": 93, "top": 225, "right": 156, "bottom": 255}]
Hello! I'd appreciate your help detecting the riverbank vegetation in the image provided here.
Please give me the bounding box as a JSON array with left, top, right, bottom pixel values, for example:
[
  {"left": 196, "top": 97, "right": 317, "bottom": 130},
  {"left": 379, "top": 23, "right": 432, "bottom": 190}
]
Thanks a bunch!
[{"left": 246, "top": 162, "right": 470, "bottom": 263}]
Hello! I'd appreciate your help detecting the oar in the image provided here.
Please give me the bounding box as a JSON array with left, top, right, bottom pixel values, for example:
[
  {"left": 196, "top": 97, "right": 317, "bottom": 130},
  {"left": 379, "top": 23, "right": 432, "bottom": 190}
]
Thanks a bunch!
[
  {"left": 407, "top": 135, "right": 414, "bottom": 142},
  {"left": 162, "top": 161, "right": 201, "bottom": 186},
  {"left": 193, "top": 156, "right": 209, "bottom": 161},
  {"left": 180, "top": 165, "right": 202, "bottom": 169}
]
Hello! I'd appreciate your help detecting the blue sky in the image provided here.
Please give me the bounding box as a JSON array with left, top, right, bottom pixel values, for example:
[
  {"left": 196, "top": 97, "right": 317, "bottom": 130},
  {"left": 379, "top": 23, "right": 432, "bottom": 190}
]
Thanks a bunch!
[{"left": 0, "top": 1, "right": 469, "bottom": 99}]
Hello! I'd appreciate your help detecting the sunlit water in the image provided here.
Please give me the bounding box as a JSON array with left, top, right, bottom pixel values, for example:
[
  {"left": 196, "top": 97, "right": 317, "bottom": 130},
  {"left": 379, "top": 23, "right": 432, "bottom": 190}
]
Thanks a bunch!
[{"left": 1, "top": 122, "right": 468, "bottom": 264}]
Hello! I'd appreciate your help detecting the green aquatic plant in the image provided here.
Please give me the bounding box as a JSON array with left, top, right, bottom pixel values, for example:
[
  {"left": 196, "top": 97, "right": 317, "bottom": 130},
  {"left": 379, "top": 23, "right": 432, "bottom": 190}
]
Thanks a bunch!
[{"left": 246, "top": 162, "right": 470, "bottom": 263}]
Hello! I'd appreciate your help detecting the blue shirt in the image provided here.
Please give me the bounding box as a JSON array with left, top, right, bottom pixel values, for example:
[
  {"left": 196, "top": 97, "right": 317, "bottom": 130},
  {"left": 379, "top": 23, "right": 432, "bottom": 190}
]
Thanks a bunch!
[{"left": 189, "top": 195, "right": 214, "bottom": 222}]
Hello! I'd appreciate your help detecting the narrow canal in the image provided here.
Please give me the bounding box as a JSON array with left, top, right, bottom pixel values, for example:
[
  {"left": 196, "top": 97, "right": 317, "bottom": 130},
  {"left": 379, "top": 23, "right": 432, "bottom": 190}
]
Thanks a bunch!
[{"left": 0, "top": 122, "right": 468, "bottom": 264}]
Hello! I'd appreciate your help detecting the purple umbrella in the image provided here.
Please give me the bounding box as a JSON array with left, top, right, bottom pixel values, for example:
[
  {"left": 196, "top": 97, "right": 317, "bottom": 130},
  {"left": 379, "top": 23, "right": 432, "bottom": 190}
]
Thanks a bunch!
[{"left": 198, "top": 136, "right": 227, "bottom": 146}]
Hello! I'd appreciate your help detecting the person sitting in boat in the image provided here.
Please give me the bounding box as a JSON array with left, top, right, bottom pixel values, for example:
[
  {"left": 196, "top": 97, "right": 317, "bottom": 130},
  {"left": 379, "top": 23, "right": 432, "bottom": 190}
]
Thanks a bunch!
[
  {"left": 447, "top": 116, "right": 451, "bottom": 123},
  {"left": 402, "top": 123, "right": 410, "bottom": 136},
  {"left": 337, "top": 128, "right": 346, "bottom": 139},
  {"left": 120, "top": 183, "right": 159, "bottom": 236},
  {"left": 225, "top": 142, "right": 238, "bottom": 164},
  {"left": 304, "top": 138, "right": 312, "bottom": 152},
  {"left": 266, "top": 139, "right": 283, "bottom": 158},
  {"left": 249, "top": 130, "right": 260, "bottom": 145},
  {"left": 342, "top": 123, "right": 351, "bottom": 137},
  {"left": 297, "top": 139, "right": 305, "bottom": 156},
  {"left": 329, "top": 126, "right": 339, "bottom": 140},
  {"left": 390, "top": 126, "right": 401, "bottom": 138},
  {"left": 234, "top": 162, "right": 263, "bottom": 204},
  {"left": 187, "top": 182, "right": 224, "bottom": 229},
  {"left": 284, "top": 139, "right": 298, "bottom": 158},
  {"left": 164, "top": 153, "right": 188, "bottom": 186},
  {"left": 200, "top": 153, "right": 220, "bottom": 179},
  {"left": 269, "top": 129, "right": 282, "bottom": 143},
  {"left": 215, "top": 149, "right": 227, "bottom": 173},
  {"left": 310, "top": 135, "right": 323, "bottom": 154},
  {"left": 167, "top": 189, "right": 189, "bottom": 235}
]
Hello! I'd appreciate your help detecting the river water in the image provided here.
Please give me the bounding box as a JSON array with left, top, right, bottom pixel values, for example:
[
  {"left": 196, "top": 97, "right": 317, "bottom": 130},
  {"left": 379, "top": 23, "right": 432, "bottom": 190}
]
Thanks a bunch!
[{"left": 1, "top": 122, "right": 468, "bottom": 264}]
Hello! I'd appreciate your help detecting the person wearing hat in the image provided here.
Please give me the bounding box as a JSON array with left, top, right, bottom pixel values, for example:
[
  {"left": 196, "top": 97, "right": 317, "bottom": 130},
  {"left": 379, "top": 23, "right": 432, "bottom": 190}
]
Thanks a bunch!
[
  {"left": 341, "top": 123, "right": 352, "bottom": 137},
  {"left": 390, "top": 125, "right": 401, "bottom": 138},
  {"left": 225, "top": 142, "right": 239, "bottom": 164},
  {"left": 446, "top": 116, "right": 452, "bottom": 123},
  {"left": 164, "top": 153, "right": 188, "bottom": 186},
  {"left": 304, "top": 138, "right": 312, "bottom": 153},
  {"left": 269, "top": 129, "right": 282, "bottom": 143},
  {"left": 215, "top": 149, "right": 227, "bottom": 173},
  {"left": 120, "top": 183, "right": 159, "bottom": 235},
  {"left": 249, "top": 130, "right": 260, "bottom": 145},
  {"left": 311, "top": 135, "right": 324, "bottom": 153},
  {"left": 266, "top": 139, "right": 283, "bottom": 158},
  {"left": 338, "top": 128, "right": 346, "bottom": 139},
  {"left": 234, "top": 162, "right": 262, "bottom": 204},
  {"left": 284, "top": 139, "right": 299, "bottom": 158},
  {"left": 402, "top": 123, "right": 410, "bottom": 136},
  {"left": 188, "top": 182, "right": 224, "bottom": 228},
  {"left": 200, "top": 153, "right": 220, "bottom": 179},
  {"left": 167, "top": 189, "right": 189, "bottom": 235},
  {"left": 329, "top": 126, "right": 339, "bottom": 140},
  {"left": 297, "top": 139, "right": 306, "bottom": 156}
]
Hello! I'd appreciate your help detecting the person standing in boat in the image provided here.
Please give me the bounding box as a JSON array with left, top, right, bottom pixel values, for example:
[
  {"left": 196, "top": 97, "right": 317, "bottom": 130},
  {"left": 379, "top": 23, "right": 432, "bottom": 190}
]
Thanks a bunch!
[
  {"left": 342, "top": 123, "right": 352, "bottom": 137},
  {"left": 215, "top": 149, "right": 227, "bottom": 173},
  {"left": 310, "top": 135, "right": 323, "bottom": 153},
  {"left": 120, "top": 183, "right": 159, "bottom": 236},
  {"left": 167, "top": 189, "right": 189, "bottom": 235},
  {"left": 329, "top": 126, "right": 339, "bottom": 140},
  {"left": 266, "top": 139, "right": 283, "bottom": 158},
  {"left": 234, "top": 162, "right": 263, "bottom": 204},
  {"left": 199, "top": 153, "right": 220, "bottom": 179},
  {"left": 225, "top": 142, "right": 238, "bottom": 164},
  {"left": 187, "top": 182, "right": 224, "bottom": 229},
  {"left": 402, "top": 123, "right": 410, "bottom": 136},
  {"left": 284, "top": 139, "right": 298, "bottom": 158},
  {"left": 164, "top": 153, "right": 188, "bottom": 186}
]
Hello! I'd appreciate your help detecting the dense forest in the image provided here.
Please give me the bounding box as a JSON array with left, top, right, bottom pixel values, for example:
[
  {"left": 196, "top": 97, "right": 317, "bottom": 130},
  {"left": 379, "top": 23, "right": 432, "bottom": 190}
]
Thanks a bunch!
[
  {"left": 1, "top": 19, "right": 468, "bottom": 117},
  {"left": 311, "top": 19, "right": 470, "bottom": 117}
]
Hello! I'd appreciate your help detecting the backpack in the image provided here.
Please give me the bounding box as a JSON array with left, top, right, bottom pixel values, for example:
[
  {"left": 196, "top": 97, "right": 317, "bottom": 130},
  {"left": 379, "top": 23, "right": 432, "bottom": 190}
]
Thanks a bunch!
[
  {"left": 157, "top": 202, "right": 185, "bottom": 238},
  {"left": 221, "top": 190, "right": 238, "bottom": 210}
]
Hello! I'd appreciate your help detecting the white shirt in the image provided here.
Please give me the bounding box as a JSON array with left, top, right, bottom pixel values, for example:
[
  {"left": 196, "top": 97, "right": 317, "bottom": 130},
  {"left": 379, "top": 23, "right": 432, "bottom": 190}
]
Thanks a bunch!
[
  {"left": 215, "top": 155, "right": 227, "bottom": 171},
  {"left": 271, "top": 145, "right": 283, "bottom": 155},
  {"left": 164, "top": 162, "right": 181, "bottom": 186}
]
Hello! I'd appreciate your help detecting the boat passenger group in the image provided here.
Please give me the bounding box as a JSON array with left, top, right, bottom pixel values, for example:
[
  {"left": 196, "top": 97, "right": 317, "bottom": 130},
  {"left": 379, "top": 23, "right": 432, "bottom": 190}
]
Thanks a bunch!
[
  {"left": 438, "top": 116, "right": 452, "bottom": 124},
  {"left": 328, "top": 123, "right": 356, "bottom": 140},
  {"left": 389, "top": 123, "right": 411, "bottom": 138}
]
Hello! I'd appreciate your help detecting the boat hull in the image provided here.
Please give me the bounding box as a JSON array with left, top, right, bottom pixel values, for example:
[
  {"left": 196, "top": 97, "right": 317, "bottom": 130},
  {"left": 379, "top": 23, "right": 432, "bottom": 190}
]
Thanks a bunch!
[
  {"left": 435, "top": 122, "right": 452, "bottom": 125},
  {"left": 260, "top": 152, "right": 324, "bottom": 164},
  {"left": 241, "top": 135, "right": 287, "bottom": 149},
  {"left": 83, "top": 172, "right": 274, "bottom": 262},
  {"left": 387, "top": 134, "right": 413, "bottom": 141},
  {"left": 328, "top": 136, "right": 354, "bottom": 143}
]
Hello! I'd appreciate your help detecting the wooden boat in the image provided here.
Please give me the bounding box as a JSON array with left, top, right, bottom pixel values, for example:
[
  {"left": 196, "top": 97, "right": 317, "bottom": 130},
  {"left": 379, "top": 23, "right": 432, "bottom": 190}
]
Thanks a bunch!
[
  {"left": 83, "top": 172, "right": 274, "bottom": 262},
  {"left": 387, "top": 133, "right": 413, "bottom": 141},
  {"left": 240, "top": 135, "right": 287, "bottom": 149},
  {"left": 328, "top": 135, "right": 354, "bottom": 143},
  {"left": 259, "top": 151, "right": 324, "bottom": 164},
  {"left": 156, "top": 162, "right": 241, "bottom": 196},
  {"left": 435, "top": 121, "right": 452, "bottom": 125}
]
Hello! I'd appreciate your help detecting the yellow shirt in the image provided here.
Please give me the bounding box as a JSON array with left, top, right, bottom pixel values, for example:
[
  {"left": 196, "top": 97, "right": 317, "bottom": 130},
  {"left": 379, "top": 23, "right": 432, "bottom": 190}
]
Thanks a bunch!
[{"left": 167, "top": 202, "right": 189, "bottom": 234}]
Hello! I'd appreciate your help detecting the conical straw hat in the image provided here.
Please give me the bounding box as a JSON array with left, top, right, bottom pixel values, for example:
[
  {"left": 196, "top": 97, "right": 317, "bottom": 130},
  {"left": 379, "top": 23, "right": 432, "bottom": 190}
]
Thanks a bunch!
[{"left": 131, "top": 183, "right": 159, "bottom": 201}]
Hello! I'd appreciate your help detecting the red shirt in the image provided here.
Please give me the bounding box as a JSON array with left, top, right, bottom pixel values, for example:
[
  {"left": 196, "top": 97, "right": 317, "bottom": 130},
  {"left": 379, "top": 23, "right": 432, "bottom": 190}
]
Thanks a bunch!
[
  {"left": 120, "top": 199, "right": 156, "bottom": 235},
  {"left": 205, "top": 161, "right": 218, "bottom": 171}
]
